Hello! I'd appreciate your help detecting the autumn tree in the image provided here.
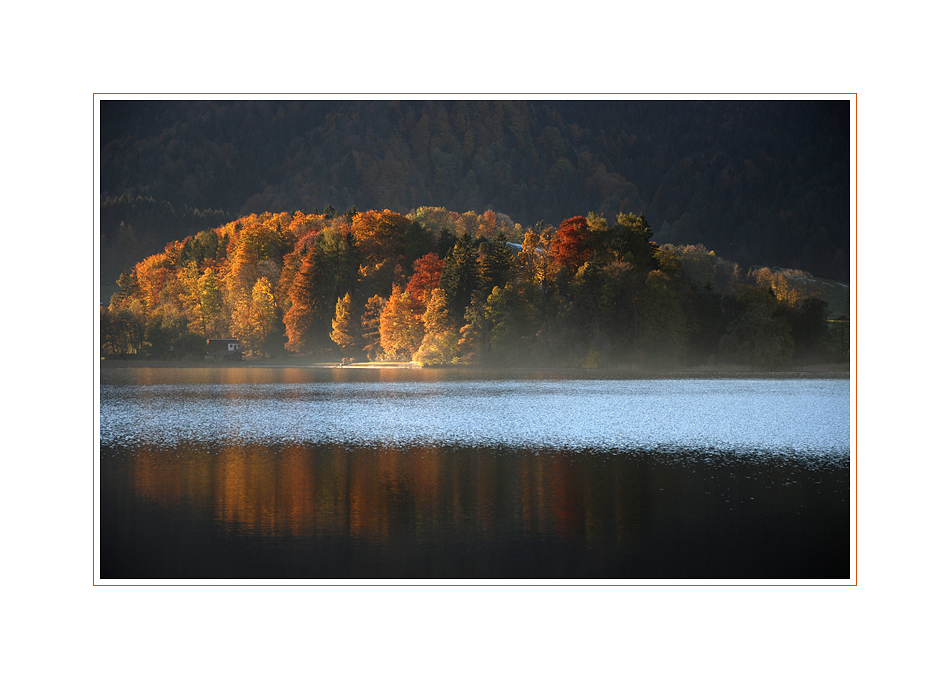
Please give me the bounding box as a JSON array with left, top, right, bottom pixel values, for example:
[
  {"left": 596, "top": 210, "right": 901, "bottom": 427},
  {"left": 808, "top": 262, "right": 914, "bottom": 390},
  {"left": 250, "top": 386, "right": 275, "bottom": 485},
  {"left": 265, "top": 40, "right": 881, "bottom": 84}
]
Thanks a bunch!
[
  {"left": 177, "top": 261, "right": 203, "bottom": 333},
  {"left": 348, "top": 209, "right": 414, "bottom": 299},
  {"left": 349, "top": 209, "right": 411, "bottom": 269},
  {"left": 379, "top": 285, "right": 424, "bottom": 360},
  {"left": 231, "top": 277, "right": 276, "bottom": 353},
  {"left": 454, "top": 211, "right": 480, "bottom": 238},
  {"left": 108, "top": 202, "right": 837, "bottom": 369},
  {"left": 179, "top": 229, "right": 224, "bottom": 268},
  {"left": 110, "top": 269, "right": 138, "bottom": 309},
  {"left": 518, "top": 229, "right": 545, "bottom": 286},
  {"left": 223, "top": 216, "right": 292, "bottom": 332},
  {"left": 549, "top": 216, "right": 592, "bottom": 276},
  {"left": 405, "top": 253, "right": 444, "bottom": 312},
  {"left": 330, "top": 292, "right": 358, "bottom": 356},
  {"left": 412, "top": 288, "right": 460, "bottom": 366},
  {"left": 134, "top": 252, "right": 172, "bottom": 315},
  {"left": 476, "top": 210, "right": 498, "bottom": 239},
  {"left": 406, "top": 206, "right": 457, "bottom": 235},
  {"left": 249, "top": 277, "right": 277, "bottom": 351}
]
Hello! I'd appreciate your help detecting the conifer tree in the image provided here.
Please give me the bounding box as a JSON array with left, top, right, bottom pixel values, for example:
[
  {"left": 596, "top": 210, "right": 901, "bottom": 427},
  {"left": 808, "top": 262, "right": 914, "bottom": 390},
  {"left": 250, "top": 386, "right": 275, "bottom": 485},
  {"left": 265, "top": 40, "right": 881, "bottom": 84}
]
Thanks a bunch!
[
  {"left": 614, "top": 212, "right": 658, "bottom": 272},
  {"left": 284, "top": 228, "right": 358, "bottom": 354},
  {"left": 440, "top": 232, "right": 478, "bottom": 321},
  {"left": 478, "top": 232, "right": 516, "bottom": 295},
  {"left": 361, "top": 295, "right": 386, "bottom": 360}
]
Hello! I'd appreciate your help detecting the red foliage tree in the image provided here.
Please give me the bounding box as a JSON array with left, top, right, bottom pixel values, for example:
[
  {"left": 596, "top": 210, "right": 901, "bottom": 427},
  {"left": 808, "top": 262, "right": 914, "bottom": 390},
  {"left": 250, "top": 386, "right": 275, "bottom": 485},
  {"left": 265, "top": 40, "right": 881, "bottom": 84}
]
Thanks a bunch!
[
  {"left": 405, "top": 253, "right": 444, "bottom": 311},
  {"left": 548, "top": 216, "right": 592, "bottom": 275}
]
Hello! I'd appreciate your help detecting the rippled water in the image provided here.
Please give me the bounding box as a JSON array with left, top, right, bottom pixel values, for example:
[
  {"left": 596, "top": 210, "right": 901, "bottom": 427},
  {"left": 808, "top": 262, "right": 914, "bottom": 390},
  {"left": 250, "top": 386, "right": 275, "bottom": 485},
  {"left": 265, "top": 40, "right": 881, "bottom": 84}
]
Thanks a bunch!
[{"left": 99, "top": 367, "right": 851, "bottom": 579}]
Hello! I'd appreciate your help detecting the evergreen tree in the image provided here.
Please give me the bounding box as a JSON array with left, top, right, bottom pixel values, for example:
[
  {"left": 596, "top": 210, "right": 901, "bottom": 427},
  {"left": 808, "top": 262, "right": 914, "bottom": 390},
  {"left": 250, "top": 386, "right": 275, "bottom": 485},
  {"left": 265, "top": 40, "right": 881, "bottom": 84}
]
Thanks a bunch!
[
  {"left": 719, "top": 303, "right": 795, "bottom": 367},
  {"left": 478, "top": 232, "right": 516, "bottom": 295},
  {"left": 284, "top": 229, "right": 358, "bottom": 354},
  {"left": 361, "top": 295, "right": 386, "bottom": 360},
  {"left": 614, "top": 212, "right": 658, "bottom": 272},
  {"left": 440, "top": 232, "right": 478, "bottom": 321},
  {"left": 482, "top": 281, "right": 540, "bottom": 365},
  {"left": 639, "top": 270, "right": 688, "bottom": 364}
]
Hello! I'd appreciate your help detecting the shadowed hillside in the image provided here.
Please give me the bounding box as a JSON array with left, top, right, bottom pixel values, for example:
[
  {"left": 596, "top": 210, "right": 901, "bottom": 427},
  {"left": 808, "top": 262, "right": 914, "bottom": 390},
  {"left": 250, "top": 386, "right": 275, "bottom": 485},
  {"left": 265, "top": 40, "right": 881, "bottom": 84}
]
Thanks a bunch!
[{"left": 100, "top": 100, "right": 850, "bottom": 288}]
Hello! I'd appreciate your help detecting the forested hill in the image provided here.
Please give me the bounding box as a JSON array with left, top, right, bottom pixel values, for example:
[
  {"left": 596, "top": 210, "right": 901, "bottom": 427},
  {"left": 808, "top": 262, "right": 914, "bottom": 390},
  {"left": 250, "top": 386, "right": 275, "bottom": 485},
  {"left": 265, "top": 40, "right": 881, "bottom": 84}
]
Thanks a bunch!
[
  {"left": 100, "top": 100, "right": 850, "bottom": 283},
  {"left": 100, "top": 209, "right": 848, "bottom": 368}
]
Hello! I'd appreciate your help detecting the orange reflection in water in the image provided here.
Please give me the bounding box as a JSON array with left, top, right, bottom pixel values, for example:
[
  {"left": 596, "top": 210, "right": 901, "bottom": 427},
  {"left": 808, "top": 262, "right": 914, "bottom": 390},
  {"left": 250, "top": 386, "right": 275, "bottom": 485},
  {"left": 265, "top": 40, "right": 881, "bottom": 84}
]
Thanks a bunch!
[{"left": 127, "top": 444, "right": 607, "bottom": 543}]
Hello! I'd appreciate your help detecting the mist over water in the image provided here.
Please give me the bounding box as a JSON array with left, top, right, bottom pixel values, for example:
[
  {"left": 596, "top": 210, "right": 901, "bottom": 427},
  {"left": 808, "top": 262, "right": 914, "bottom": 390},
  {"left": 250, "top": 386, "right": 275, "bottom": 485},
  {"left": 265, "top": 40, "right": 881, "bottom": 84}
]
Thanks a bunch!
[{"left": 99, "top": 367, "right": 851, "bottom": 579}]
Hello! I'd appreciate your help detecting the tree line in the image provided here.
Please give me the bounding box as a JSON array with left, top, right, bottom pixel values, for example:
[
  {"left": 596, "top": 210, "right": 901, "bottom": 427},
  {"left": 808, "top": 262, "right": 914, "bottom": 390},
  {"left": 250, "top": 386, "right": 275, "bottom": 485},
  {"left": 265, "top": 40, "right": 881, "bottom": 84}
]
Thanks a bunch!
[{"left": 100, "top": 206, "right": 847, "bottom": 367}]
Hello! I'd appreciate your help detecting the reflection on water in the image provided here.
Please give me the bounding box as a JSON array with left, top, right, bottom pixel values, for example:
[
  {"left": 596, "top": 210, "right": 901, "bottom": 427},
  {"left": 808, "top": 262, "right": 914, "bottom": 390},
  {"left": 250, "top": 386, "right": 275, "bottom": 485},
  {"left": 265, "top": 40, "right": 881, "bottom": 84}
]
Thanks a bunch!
[{"left": 99, "top": 367, "right": 850, "bottom": 579}]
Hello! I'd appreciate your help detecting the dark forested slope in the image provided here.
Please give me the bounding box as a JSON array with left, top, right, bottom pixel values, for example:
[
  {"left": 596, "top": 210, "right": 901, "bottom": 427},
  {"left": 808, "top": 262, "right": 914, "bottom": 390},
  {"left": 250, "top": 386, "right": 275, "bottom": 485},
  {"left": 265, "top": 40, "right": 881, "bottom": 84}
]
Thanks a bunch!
[{"left": 100, "top": 100, "right": 850, "bottom": 284}]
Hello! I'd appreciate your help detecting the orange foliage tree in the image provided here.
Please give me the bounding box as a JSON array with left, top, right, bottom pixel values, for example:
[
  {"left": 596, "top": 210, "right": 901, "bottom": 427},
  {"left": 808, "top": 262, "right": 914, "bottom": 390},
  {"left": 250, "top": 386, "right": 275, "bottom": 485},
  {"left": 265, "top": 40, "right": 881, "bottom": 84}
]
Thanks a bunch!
[
  {"left": 348, "top": 209, "right": 411, "bottom": 269},
  {"left": 378, "top": 285, "right": 424, "bottom": 359},
  {"left": 134, "top": 253, "right": 172, "bottom": 315}
]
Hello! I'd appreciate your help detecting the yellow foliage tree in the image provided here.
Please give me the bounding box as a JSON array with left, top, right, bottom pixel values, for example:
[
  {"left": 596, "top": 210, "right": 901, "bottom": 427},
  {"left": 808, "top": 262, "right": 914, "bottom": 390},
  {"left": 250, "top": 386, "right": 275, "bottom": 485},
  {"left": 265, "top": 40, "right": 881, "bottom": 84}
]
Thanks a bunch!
[
  {"left": 231, "top": 277, "right": 276, "bottom": 353},
  {"left": 330, "top": 293, "right": 356, "bottom": 355},
  {"left": 134, "top": 253, "right": 171, "bottom": 315},
  {"left": 412, "top": 288, "right": 459, "bottom": 366}
]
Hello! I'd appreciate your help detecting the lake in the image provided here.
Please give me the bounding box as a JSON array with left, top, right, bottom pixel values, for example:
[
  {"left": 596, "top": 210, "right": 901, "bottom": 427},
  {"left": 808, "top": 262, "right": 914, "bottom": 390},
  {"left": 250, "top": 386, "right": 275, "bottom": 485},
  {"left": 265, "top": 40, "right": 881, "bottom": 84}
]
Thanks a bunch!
[{"left": 98, "top": 366, "right": 851, "bottom": 580}]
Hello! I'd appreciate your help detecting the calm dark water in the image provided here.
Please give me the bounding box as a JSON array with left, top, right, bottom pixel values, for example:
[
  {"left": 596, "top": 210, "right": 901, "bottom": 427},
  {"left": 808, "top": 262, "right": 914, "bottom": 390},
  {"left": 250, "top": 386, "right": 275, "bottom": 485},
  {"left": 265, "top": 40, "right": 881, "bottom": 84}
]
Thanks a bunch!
[{"left": 99, "top": 366, "right": 851, "bottom": 579}]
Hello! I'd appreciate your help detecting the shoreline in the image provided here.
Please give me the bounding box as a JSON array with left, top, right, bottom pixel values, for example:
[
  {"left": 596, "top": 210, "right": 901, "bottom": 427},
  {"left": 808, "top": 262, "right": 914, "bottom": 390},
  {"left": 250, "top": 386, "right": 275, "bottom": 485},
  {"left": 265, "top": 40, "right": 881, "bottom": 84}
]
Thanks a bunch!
[{"left": 99, "top": 358, "right": 850, "bottom": 377}]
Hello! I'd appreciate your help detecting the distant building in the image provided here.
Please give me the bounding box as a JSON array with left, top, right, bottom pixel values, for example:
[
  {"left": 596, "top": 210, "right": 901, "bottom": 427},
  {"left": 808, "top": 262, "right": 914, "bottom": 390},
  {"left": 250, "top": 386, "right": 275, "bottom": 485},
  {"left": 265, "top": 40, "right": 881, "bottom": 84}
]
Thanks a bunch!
[{"left": 207, "top": 338, "right": 243, "bottom": 361}]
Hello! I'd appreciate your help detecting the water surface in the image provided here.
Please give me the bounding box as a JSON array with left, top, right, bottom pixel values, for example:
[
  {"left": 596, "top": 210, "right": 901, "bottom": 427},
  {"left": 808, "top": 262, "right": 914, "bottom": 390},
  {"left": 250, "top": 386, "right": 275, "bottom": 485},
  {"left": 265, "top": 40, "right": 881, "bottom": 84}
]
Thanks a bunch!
[{"left": 99, "top": 367, "right": 850, "bottom": 579}]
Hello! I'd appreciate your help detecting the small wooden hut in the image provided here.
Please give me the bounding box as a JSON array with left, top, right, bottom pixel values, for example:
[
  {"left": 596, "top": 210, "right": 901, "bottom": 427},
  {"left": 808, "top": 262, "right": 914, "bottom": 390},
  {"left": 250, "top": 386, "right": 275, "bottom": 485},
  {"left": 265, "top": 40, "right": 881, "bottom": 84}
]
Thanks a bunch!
[{"left": 207, "top": 338, "right": 243, "bottom": 361}]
